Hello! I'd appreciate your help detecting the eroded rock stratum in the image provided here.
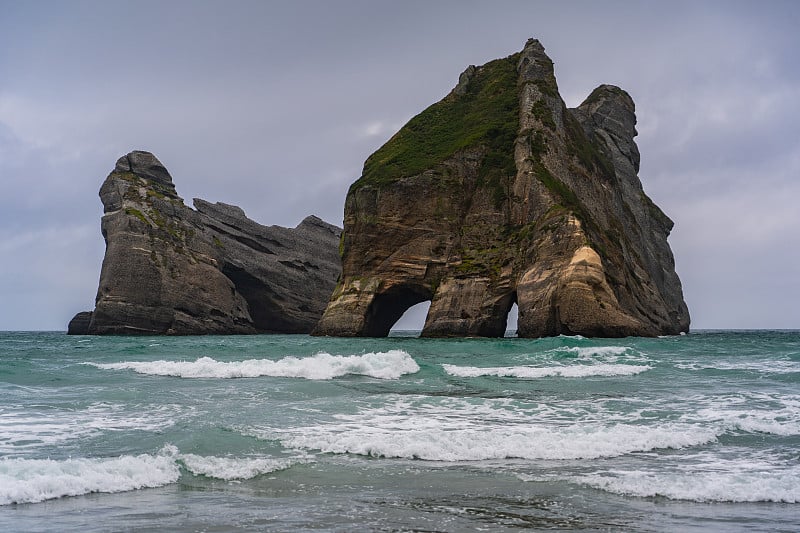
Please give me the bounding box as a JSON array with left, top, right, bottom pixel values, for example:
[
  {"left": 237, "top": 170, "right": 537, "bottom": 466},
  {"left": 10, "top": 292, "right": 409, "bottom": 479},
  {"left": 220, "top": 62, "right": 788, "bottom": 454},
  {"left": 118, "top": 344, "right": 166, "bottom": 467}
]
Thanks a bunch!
[
  {"left": 69, "top": 151, "right": 341, "bottom": 335},
  {"left": 313, "top": 39, "right": 690, "bottom": 338}
]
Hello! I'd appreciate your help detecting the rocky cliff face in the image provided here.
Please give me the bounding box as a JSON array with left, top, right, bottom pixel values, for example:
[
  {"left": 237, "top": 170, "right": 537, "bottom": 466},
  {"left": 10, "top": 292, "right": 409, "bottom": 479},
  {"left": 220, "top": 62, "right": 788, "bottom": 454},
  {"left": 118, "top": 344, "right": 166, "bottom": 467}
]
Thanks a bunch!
[
  {"left": 69, "top": 151, "right": 341, "bottom": 335},
  {"left": 313, "top": 39, "right": 690, "bottom": 338}
]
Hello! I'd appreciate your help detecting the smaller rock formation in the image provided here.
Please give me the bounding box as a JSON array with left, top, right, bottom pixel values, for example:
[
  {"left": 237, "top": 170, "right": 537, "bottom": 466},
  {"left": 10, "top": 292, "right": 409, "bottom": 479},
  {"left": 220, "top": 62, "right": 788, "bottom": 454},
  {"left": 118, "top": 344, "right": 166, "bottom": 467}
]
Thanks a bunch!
[
  {"left": 69, "top": 151, "right": 341, "bottom": 335},
  {"left": 67, "top": 311, "right": 93, "bottom": 335}
]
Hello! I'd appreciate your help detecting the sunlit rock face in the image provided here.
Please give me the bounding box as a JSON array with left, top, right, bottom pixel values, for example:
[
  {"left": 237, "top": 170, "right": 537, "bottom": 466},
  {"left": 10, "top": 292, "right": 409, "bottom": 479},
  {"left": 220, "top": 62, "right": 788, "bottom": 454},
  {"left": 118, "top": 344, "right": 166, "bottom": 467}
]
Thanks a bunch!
[
  {"left": 69, "top": 150, "right": 341, "bottom": 335},
  {"left": 313, "top": 39, "right": 689, "bottom": 338}
]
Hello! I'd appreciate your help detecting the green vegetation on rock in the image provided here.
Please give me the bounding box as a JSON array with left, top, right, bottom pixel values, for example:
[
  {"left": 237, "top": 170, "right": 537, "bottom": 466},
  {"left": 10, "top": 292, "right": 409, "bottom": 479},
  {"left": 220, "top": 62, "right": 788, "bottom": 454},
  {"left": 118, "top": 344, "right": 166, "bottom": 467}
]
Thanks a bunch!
[
  {"left": 353, "top": 53, "right": 521, "bottom": 190},
  {"left": 530, "top": 100, "right": 556, "bottom": 130},
  {"left": 124, "top": 207, "right": 147, "bottom": 224}
]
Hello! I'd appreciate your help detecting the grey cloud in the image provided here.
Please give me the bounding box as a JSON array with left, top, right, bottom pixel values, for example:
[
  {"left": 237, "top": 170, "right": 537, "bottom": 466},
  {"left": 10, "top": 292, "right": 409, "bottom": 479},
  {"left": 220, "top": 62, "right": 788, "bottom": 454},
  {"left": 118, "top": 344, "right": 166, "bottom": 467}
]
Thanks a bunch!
[{"left": 1, "top": 0, "right": 798, "bottom": 329}]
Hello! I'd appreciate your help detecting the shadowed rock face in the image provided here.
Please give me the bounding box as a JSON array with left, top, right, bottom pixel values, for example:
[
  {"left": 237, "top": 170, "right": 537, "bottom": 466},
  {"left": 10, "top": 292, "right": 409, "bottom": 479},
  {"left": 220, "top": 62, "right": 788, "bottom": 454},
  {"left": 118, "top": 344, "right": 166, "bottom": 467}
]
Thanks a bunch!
[
  {"left": 69, "top": 151, "right": 341, "bottom": 335},
  {"left": 313, "top": 39, "right": 690, "bottom": 338}
]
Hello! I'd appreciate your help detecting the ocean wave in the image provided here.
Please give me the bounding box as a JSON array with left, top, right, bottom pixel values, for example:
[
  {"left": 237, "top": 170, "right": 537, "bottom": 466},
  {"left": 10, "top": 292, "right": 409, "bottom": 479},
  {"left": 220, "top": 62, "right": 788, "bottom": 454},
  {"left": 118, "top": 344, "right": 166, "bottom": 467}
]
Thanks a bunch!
[
  {"left": 441, "top": 363, "right": 650, "bottom": 379},
  {"left": 691, "top": 393, "right": 800, "bottom": 436},
  {"left": 721, "top": 411, "right": 800, "bottom": 436},
  {"left": 85, "top": 350, "right": 419, "bottom": 380},
  {"left": 0, "top": 403, "right": 182, "bottom": 455},
  {"left": 558, "top": 346, "right": 631, "bottom": 358},
  {"left": 272, "top": 422, "right": 718, "bottom": 461},
  {"left": 675, "top": 360, "right": 800, "bottom": 374},
  {"left": 178, "top": 453, "right": 301, "bottom": 481},
  {"left": 0, "top": 445, "right": 307, "bottom": 505},
  {"left": 0, "top": 446, "right": 180, "bottom": 505},
  {"left": 253, "top": 397, "right": 719, "bottom": 461},
  {"left": 576, "top": 469, "right": 800, "bottom": 503}
]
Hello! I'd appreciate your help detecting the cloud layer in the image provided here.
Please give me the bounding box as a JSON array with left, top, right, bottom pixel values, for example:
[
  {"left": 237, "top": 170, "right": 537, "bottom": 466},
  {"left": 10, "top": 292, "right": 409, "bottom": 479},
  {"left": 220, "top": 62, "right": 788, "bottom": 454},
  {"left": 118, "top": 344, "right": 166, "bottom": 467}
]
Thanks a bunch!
[{"left": 1, "top": 0, "right": 797, "bottom": 330}]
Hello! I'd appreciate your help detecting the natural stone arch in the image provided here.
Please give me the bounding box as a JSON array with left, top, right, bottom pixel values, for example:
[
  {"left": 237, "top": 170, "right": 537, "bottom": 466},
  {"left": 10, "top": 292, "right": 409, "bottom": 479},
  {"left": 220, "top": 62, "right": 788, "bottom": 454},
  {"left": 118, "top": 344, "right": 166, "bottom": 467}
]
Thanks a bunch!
[
  {"left": 312, "top": 39, "right": 690, "bottom": 339},
  {"left": 361, "top": 283, "right": 433, "bottom": 337},
  {"left": 421, "top": 280, "right": 516, "bottom": 338}
]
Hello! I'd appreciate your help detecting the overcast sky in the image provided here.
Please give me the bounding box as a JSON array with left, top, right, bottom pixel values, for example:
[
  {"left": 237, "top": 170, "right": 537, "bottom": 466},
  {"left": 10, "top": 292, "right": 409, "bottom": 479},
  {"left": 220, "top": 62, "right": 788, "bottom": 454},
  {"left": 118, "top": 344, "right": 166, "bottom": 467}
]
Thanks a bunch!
[{"left": 1, "top": 0, "right": 798, "bottom": 331}]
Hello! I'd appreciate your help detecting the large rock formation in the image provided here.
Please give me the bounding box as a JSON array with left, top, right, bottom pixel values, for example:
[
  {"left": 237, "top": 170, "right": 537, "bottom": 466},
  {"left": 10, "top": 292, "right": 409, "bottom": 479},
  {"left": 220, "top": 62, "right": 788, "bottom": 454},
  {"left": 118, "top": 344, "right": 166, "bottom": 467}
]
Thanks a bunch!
[
  {"left": 69, "top": 151, "right": 341, "bottom": 335},
  {"left": 313, "top": 39, "right": 689, "bottom": 338}
]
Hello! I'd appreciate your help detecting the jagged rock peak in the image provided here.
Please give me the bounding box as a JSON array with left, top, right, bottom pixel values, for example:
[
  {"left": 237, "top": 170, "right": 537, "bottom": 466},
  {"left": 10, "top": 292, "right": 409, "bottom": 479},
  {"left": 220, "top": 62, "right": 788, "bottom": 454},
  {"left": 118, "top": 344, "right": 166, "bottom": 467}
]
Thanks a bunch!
[
  {"left": 70, "top": 151, "right": 342, "bottom": 335},
  {"left": 313, "top": 38, "right": 689, "bottom": 338},
  {"left": 581, "top": 84, "right": 635, "bottom": 111},
  {"left": 518, "top": 38, "right": 558, "bottom": 88},
  {"left": 114, "top": 150, "right": 174, "bottom": 186},
  {"left": 193, "top": 198, "right": 249, "bottom": 225},
  {"left": 298, "top": 215, "right": 340, "bottom": 233}
]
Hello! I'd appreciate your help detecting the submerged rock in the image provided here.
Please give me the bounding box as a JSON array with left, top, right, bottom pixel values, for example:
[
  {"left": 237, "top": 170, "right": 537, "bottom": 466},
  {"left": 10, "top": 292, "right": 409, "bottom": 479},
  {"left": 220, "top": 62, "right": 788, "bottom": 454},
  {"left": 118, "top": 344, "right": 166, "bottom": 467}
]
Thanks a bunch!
[
  {"left": 70, "top": 151, "right": 341, "bottom": 335},
  {"left": 313, "top": 39, "right": 689, "bottom": 338}
]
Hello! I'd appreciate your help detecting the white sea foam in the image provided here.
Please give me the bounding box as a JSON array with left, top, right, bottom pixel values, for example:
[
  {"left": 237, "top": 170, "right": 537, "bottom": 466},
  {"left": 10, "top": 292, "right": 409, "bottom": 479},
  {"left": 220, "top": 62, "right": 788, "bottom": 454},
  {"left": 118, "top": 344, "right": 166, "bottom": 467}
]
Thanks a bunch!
[
  {"left": 253, "top": 397, "right": 719, "bottom": 461},
  {"left": 178, "top": 454, "right": 301, "bottom": 480},
  {"left": 0, "top": 444, "right": 307, "bottom": 504},
  {"left": 274, "top": 423, "right": 718, "bottom": 461},
  {"left": 558, "top": 346, "right": 631, "bottom": 358},
  {"left": 0, "top": 403, "right": 182, "bottom": 455},
  {"left": 577, "top": 468, "right": 800, "bottom": 503},
  {"left": 675, "top": 359, "right": 800, "bottom": 374},
  {"left": 690, "top": 392, "right": 800, "bottom": 436},
  {"left": 85, "top": 350, "right": 419, "bottom": 380},
  {"left": 718, "top": 409, "right": 800, "bottom": 436},
  {"left": 442, "top": 363, "right": 650, "bottom": 379},
  {"left": 0, "top": 446, "right": 180, "bottom": 505},
  {"left": 516, "top": 448, "right": 800, "bottom": 502}
]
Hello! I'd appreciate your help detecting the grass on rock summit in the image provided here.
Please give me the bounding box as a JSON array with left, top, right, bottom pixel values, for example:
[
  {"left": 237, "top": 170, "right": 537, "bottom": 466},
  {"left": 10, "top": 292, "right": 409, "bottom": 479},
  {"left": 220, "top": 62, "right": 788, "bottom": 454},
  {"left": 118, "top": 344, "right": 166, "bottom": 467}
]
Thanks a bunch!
[{"left": 353, "top": 53, "right": 521, "bottom": 190}]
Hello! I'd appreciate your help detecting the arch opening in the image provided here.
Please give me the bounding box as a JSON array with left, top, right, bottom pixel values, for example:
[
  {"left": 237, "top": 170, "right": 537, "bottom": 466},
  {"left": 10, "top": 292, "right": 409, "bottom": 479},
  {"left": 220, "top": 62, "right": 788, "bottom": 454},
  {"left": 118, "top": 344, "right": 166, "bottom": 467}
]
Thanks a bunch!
[
  {"left": 362, "top": 285, "right": 432, "bottom": 337},
  {"left": 505, "top": 302, "right": 519, "bottom": 337},
  {"left": 495, "top": 291, "right": 517, "bottom": 338},
  {"left": 390, "top": 300, "right": 431, "bottom": 335}
]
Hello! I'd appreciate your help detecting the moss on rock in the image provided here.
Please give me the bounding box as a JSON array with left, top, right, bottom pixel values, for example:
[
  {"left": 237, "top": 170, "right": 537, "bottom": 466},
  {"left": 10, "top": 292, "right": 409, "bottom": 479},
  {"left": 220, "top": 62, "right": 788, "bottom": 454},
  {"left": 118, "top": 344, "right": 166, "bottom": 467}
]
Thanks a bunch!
[{"left": 352, "top": 53, "right": 521, "bottom": 190}]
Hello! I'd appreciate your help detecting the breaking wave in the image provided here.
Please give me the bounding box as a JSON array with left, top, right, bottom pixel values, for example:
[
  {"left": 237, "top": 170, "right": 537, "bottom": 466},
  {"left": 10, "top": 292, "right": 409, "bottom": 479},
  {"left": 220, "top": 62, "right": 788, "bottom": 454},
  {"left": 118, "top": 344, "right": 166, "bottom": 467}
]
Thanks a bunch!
[
  {"left": 85, "top": 350, "right": 419, "bottom": 380},
  {"left": 0, "top": 403, "right": 183, "bottom": 455},
  {"left": 558, "top": 346, "right": 631, "bottom": 358},
  {"left": 249, "top": 397, "right": 719, "bottom": 461},
  {"left": 0, "top": 447, "right": 180, "bottom": 505},
  {"left": 178, "top": 453, "right": 300, "bottom": 481},
  {"left": 0, "top": 445, "right": 306, "bottom": 505},
  {"left": 271, "top": 423, "right": 719, "bottom": 461},
  {"left": 576, "top": 468, "right": 800, "bottom": 503},
  {"left": 442, "top": 363, "right": 650, "bottom": 379}
]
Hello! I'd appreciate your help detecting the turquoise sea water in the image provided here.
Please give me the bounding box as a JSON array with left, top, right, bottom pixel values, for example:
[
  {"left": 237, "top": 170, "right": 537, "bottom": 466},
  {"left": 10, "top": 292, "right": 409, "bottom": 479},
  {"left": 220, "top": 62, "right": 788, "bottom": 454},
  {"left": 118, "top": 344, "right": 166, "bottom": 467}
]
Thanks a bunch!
[{"left": 0, "top": 330, "right": 798, "bottom": 532}]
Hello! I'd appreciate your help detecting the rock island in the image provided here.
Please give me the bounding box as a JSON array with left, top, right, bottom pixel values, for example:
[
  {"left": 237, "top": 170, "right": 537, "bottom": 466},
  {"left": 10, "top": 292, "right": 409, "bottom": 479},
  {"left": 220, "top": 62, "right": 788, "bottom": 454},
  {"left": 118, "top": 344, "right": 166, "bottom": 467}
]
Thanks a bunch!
[{"left": 313, "top": 39, "right": 690, "bottom": 337}]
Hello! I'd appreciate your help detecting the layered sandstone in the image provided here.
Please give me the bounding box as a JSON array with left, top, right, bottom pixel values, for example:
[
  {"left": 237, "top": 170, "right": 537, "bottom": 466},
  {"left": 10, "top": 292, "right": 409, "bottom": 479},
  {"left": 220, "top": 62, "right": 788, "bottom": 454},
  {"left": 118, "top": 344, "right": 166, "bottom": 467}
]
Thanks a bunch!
[
  {"left": 313, "top": 39, "right": 689, "bottom": 338},
  {"left": 69, "top": 151, "right": 341, "bottom": 335}
]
